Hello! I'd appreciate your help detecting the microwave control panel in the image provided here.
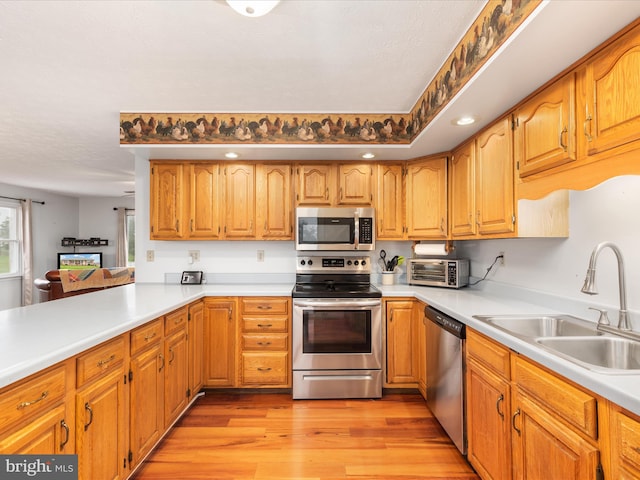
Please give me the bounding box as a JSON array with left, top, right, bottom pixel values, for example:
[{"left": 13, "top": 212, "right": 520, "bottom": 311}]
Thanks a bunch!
[{"left": 359, "top": 218, "right": 374, "bottom": 244}]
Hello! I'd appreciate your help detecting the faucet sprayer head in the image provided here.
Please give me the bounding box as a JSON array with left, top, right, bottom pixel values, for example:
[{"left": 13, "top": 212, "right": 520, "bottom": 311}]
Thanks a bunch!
[{"left": 581, "top": 268, "right": 598, "bottom": 295}]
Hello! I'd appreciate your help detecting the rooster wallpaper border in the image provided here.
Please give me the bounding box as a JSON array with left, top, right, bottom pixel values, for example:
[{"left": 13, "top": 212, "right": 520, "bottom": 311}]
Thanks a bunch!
[{"left": 120, "top": 0, "right": 539, "bottom": 147}]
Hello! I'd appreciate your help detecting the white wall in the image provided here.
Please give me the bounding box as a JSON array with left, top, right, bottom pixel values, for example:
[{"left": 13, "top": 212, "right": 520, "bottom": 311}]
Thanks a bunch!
[{"left": 455, "top": 175, "right": 640, "bottom": 328}]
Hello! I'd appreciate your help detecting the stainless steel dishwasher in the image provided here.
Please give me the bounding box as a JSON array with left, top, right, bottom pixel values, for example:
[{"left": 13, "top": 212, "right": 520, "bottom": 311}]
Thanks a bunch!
[{"left": 424, "top": 305, "right": 466, "bottom": 455}]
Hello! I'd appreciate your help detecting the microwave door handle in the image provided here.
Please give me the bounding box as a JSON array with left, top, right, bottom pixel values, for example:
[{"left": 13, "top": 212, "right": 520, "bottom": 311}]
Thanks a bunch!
[{"left": 353, "top": 214, "right": 359, "bottom": 250}]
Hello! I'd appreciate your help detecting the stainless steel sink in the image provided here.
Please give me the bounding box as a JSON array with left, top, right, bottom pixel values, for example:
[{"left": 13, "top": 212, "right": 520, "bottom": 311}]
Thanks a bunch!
[
  {"left": 473, "top": 314, "right": 601, "bottom": 338},
  {"left": 536, "top": 337, "right": 640, "bottom": 374}
]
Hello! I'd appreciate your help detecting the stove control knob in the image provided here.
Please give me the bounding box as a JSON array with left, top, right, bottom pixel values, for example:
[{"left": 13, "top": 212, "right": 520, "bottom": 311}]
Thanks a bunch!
[
  {"left": 300, "top": 260, "right": 306, "bottom": 266},
  {"left": 361, "top": 260, "right": 366, "bottom": 266},
  {"left": 308, "top": 260, "right": 313, "bottom": 266},
  {"left": 354, "top": 260, "right": 359, "bottom": 266},
  {"left": 347, "top": 260, "right": 352, "bottom": 265}
]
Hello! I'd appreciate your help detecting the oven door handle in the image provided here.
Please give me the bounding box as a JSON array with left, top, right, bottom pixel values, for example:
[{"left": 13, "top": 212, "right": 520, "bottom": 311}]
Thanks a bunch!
[{"left": 294, "top": 300, "right": 381, "bottom": 308}]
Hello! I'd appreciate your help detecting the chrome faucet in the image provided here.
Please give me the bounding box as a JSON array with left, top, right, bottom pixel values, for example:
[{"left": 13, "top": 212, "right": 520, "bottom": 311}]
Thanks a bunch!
[{"left": 581, "top": 241, "right": 631, "bottom": 331}]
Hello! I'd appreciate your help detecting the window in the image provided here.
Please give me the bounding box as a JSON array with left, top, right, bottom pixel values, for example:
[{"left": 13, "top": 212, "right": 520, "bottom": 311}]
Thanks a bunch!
[
  {"left": 126, "top": 209, "right": 135, "bottom": 266},
  {"left": 0, "top": 201, "right": 21, "bottom": 277}
]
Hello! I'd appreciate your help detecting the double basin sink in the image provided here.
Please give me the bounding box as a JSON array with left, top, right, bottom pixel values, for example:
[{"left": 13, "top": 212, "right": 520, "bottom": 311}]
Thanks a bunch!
[{"left": 473, "top": 314, "right": 640, "bottom": 374}]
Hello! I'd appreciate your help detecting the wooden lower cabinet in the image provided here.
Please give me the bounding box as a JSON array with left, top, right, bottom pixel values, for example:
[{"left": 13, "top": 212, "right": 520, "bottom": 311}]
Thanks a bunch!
[
  {"left": 608, "top": 404, "right": 640, "bottom": 479},
  {"left": 416, "top": 301, "right": 427, "bottom": 399},
  {"left": 466, "top": 328, "right": 605, "bottom": 480},
  {"left": 385, "top": 299, "right": 419, "bottom": 386},
  {"left": 164, "top": 326, "right": 189, "bottom": 427},
  {"left": 203, "top": 298, "right": 238, "bottom": 387},
  {"left": 188, "top": 300, "right": 205, "bottom": 398},
  {"left": 75, "top": 362, "right": 128, "bottom": 480}
]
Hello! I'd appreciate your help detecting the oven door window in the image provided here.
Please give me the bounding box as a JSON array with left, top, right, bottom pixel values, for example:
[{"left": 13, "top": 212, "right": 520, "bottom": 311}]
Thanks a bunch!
[
  {"left": 302, "top": 310, "right": 371, "bottom": 353},
  {"left": 298, "top": 217, "right": 355, "bottom": 245}
]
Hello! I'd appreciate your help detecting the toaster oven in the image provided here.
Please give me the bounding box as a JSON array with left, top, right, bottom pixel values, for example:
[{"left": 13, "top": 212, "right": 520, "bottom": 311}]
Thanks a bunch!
[{"left": 407, "top": 259, "right": 469, "bottom": 288}]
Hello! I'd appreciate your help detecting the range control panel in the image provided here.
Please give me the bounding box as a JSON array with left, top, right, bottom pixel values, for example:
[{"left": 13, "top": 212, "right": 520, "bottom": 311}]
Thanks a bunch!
[{"left": 296, "top": 256, "right": 371, "bottom": 274}]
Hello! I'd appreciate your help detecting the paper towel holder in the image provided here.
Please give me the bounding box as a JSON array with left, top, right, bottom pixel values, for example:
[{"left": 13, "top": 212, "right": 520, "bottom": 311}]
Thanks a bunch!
[{"left": 411, "top": 240, "right": 454, "bottom": 257}]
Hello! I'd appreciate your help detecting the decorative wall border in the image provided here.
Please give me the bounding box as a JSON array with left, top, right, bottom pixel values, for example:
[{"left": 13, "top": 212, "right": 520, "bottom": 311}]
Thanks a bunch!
[{"left": 120, "top": 0, "right": 539, "bottom": 147}]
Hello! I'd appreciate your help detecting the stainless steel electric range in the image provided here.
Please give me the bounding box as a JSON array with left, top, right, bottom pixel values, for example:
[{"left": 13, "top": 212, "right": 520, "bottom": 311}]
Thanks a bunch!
[{"left": 291, "top": 255, "right": 382, "bottom": 400}]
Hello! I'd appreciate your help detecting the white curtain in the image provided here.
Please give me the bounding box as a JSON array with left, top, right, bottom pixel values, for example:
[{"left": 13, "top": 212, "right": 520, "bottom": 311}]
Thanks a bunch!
[
  {"left": 21, "top": 199, "right": 33, "bottom": 306},
  {"left": 116, "top": 207, "right": 127, "bottom": 267}
]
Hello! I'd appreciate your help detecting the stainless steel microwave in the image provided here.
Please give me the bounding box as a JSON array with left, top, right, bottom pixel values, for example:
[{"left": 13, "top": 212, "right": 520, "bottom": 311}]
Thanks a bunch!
[
  {"left": 408, "top": 258, "right": 469, "bottom": 288},
  {"left": 295, "top": 207, "right": 375, "bottom": 251}
]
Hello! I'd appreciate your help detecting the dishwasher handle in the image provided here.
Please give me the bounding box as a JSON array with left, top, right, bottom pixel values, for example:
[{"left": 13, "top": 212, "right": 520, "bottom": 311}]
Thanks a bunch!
[{"left": 424, "top": 306, "right": 466, "bottom": 339}]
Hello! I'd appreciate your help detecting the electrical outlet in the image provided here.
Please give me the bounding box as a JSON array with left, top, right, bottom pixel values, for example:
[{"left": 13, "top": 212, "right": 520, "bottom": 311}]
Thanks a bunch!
[
  {"left": 188, "top": 250, "right": 200, "bottom": 262},
  {"left": 499, "top": 251, "right": 505, "bottom": 266},
  {"left": 146, "top": 250, "right": 154, "bottom": 262},
  {"left": 257, "top": 250, "right": 265, "bottom": 262}
]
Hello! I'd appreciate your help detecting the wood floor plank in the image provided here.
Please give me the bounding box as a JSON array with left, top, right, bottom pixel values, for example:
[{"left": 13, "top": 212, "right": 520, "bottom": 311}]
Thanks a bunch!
[{"left": 131, "top": 392, "right": 479, "bottom": 480}]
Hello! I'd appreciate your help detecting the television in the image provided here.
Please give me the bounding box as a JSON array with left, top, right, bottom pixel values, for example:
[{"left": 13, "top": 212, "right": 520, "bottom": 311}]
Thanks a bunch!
[{"left": 57, "top": 252, "right": 103, "bottom": 270}]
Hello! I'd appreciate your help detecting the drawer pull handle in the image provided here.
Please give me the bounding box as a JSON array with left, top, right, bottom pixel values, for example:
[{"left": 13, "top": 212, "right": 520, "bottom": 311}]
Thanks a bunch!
[
  {"left": 84, "top": 402, "right": 93, "bottom": 431},
  {"left": 496, "top": 393, "right": 505, "bottom": 419},
  {"left": 257, "top": 367, "right": 272, "bottom": 372},
  {"left": 512, "top": 408, "right": 521, "bottom": 436},
  {"left": 257, "top": 342, "right": 272, "bottom": 346},
  {"left": 60, "top": 420, "right": 70, "bottom": 449},
  {"left": 257, "top": 305, "right": 273, "bottom": 310},
  {"left": 97, "top": 354, "right": 116, "bottom": 368},
  {"left": 144, "top": 332, "right": 157, "bottom": 341},
  {"left": 257, "top": 324, "right": 273, "bottom": 328},
  {"left": 17, "top": 390, "right": 48, "bottom": 410}
]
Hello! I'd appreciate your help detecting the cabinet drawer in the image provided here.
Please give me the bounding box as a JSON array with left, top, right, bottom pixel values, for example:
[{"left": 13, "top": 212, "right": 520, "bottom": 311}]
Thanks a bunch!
[
  {"left": 76, "top": 336, "right": 126, "bottom": 387},
  {"left": 165, "top": 307, "right": 188, "bottom": 336},
  {"left": 241, "top": 353, "right": 289, "bottom": 385},
  {"left": 242, "top": 333, "right": 288, "bottom": 351},
  {"left": 241, "top": 297, "right": 289, "bottom": 315},
  {"left": 242, "top": 316, "right": 289, "bottom": 333},
  {"left": 467, "top": 329, "right": 511, "bottom": 379},
  {"left": 0, "top": 364, "right": 67, "bottom": 432},
  {"left": 512, "top": 356, "right": 597, "bottom": 439},
  {"left": 131, "top": 319, "right": 163, "bottom": 355}
]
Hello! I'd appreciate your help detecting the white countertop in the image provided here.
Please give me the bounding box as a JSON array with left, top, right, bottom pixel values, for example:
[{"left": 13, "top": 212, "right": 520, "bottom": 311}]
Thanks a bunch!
[{"left": 2, "top": 280, "right": 639, "bottom": 416}]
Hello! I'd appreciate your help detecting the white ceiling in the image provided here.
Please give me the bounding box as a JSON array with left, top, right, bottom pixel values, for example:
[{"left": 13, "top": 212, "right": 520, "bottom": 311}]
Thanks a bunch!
[{"left": 1, "top": 1, "right": 639, "bottom": 198}]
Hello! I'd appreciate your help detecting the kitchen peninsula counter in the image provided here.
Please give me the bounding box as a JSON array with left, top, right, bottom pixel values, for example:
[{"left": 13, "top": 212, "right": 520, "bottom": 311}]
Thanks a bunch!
[{"left": 2, "top": 281, "right": 639, "bottom": 417}]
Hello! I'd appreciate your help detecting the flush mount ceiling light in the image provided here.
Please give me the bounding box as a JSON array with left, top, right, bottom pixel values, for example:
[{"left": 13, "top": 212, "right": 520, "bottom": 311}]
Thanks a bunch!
[
  {"left": 452, "top": 115, "right": 478, "bottom": 126},
  {"left": 225, "top": 152, "right": 239, "bottom": 159},
  {"left": 362, "top": 153, "right": 375, "bottom": 159},
  {"left": 226, "top": 0, "right": 280, "bottom": 17}
]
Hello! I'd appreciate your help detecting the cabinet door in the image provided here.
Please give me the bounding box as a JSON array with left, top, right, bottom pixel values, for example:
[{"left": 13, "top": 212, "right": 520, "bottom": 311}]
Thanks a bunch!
[
  {"left": 0, "top": 404, "right": 72, "bottom": 454},
  {"left": 203, "top": 299, "right": 237, "bottom": 387},
  {"left": 449, "top": 139, "right": 476, "bottom": 238},
  {"left": 406, "top": 157, "right": 448, "bottom": 239},
  {"left": 515, "top": 73, "right": 576, "bottom": 178},
  {"left": 256, "top": 163, "right": 293, "bottom": 239},
  {"left": 76, "top": 369, "right": 127, "bottom": 480},
  {"left": 476, "top": 116, "right": 515, "bottom": 236},
  {"left": 416, "top": 302, "right": 427, "bottom": 400},
  {"left": 164, "top": 327, "right": 188, "bottom": 427},
  {"left": 224, "top": 163, "right": 256, "bottom": 239},
  {"left": 188, "top": 301, "right": 204, "bottom": 399},
  {"left": 608, "top": 406, "right": 640, "bottom": 480},
  {"left": 581, "top": 24, "right": 640, "bottom": 158},
  {"left": 511, "top": 389, "right": 600, "bottom": 480},
  {"left": 338, "top": 163, "right": 373, "bottom": 205},
  {"left": 386, "top": 300, "right": 417, "bottom": 385},
  {"left": 376, "top": 163, "right": 405, "bottom": 239},
  {"left": 188, "top": 162, "right": 221, "bottom": 239},
  {"left": 466, "top": 358, "right": 512, "bottom": 480},
  {"left": 129, "top": 342, "right": 163, "bottom": 467},
  {"left": 150, "top": 162, "right": 185, "bottom": 239},
  {"left": 295, "top": 164, "right": 335, "bottom": 206}
]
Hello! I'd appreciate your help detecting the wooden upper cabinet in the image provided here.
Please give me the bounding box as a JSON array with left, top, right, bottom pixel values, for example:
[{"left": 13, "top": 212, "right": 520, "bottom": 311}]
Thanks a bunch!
[
  {"left": 405, "top": 156, "right": 448, "bottom": 239},
  {"left": 579, "top": 22, "right": 640, "bottom": 159},
  {"left": 295, "top": 163, "right": 335, "bottom": 206},
  {"left": 224, "top": 163, "right": 256, "bottom": 239},
  {"left": 256, "top": 163, "right": 293, "bottom": 239},
  {"left": 337, "top": 163, "right": 373, "bottom": 205},
  {"left": 476, "top": 116, "right": 515, "bottom": 237},
  {"left": 515, "top": 73, "right": 576, "bottom": 178},
  {"left": 188, "top": 163, "right": 221, "bottom": 239},
  {"left": 376, "top": 163, "right": 405, "bottom": 239},
  {"left": 449, "top": 139, "right": 476, "bottom": 238},
  {"left": 150, "top": 162, "right": 186, "bottom": 239}
]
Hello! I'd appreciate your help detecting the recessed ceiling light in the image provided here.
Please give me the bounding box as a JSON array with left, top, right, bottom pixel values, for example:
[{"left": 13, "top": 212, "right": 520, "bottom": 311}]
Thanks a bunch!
[
  {"left": 453, "top": 116, "right": 477, "bottom": 126},
  {"left": 226, "top": 1, "right": 280, "bottom": 17},
  {"left": 362, "top": 153, "right": 375, "bottom": 159},
  {"left": 225, "top": 152, "right": 239, "bottom": 159}
]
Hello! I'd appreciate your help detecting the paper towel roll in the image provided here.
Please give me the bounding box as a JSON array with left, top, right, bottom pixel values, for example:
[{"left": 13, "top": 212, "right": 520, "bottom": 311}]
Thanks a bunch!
[{"left": 413, "top": 243, "right": 448, "bottom": 256}]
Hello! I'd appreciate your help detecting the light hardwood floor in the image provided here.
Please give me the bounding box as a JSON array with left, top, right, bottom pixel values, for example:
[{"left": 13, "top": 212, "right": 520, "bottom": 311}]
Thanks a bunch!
[{"left": 132, "top": 392, "right": 479, "bottom": 480}]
